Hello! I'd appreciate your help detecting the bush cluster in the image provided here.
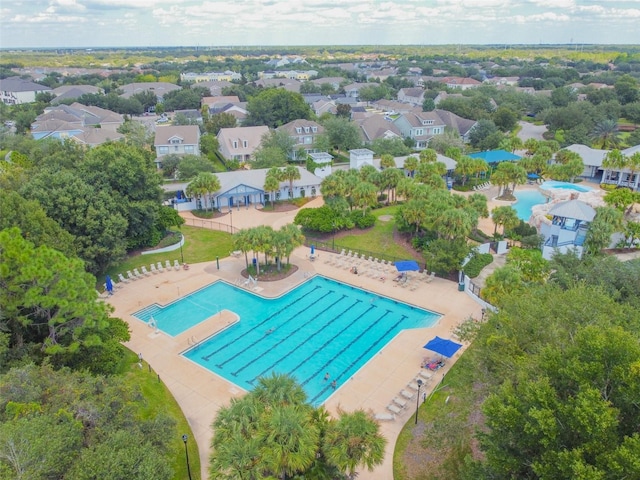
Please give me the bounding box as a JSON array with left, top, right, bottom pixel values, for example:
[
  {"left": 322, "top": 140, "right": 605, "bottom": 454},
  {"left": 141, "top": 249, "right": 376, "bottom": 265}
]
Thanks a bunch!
[{"left": 464, "top": 252, "right": 494, "bottom": 278}]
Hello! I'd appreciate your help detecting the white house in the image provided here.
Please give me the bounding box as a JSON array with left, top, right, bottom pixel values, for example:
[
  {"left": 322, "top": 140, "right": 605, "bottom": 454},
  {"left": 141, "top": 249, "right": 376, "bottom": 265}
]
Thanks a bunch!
[
  {"left": 349, "top": 148, "right": 375, "bottom": 170},
  {"left": 540, "top": 198, "right": 596, "bottom": 260},
  {"left": 163, "top": 166, "right": 322, "bottom": 211},
  {"left": 154, "top": 125, "right": 201, "bottom": 167},
  {"left": 1, "top": 76, "right": 52, "bottom": 105},
  {"left": 217, "top": 126, "right": 270, "bottom": 162}
]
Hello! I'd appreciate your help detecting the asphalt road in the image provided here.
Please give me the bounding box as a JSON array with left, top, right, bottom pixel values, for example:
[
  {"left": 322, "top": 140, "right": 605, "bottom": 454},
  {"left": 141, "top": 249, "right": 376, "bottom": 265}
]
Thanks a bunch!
[{"left": 517, "top": 120, "right": 548, "bottom": 141}]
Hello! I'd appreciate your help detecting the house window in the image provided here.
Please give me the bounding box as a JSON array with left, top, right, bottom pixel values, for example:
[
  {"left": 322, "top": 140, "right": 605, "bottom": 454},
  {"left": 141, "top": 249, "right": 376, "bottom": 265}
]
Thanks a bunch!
[
  {"left": 433, "top": 128, "right": 442, "bottom": 135},
  {"left": 312, "top": 127, "right": 317, "bottom": 132},
  {"left": 158, "top": 146, "right": 169, "bottom": 154},
  {"left": 243, "top": 140, "right": 248, "bottom": 148},
  {"left": 304, "top": 127, "right": 310, "bottom": 133},
  {"left": 296, "top": 127, "right": 302, "bottom": 133},
  {"left": 233, "top": 141, "right": 238, "bottom": 148},
  {"left": 304, "top": 136, "right": 312, "bottom": 144},
  {"left": 185, "top": 145, "right": 194, "bottom": 153},
  {"left": 415, "top": 129, "right": 423, "bottom": 136},
  {"left": 422, "top": 120, "right": 434, "bottom": 125}
]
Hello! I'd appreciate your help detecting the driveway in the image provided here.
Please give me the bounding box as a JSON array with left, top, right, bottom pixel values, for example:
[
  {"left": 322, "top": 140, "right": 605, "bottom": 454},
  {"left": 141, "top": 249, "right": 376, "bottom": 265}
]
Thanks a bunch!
[{"left": 517, "top": 120, "right": 547, "bottom": 141}]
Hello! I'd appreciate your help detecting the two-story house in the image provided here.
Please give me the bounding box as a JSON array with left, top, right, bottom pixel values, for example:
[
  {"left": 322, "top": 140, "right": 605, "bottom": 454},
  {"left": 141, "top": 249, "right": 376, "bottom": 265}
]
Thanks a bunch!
[
  {"left": 217, "top": 126, "right": 269, "bottom": 162},
  {"left": 276, "top": 119, "right": 325, "bottom": 160},
  {"left": 154, "top": 125, "right": 201, "bottom": 167},
  {"left": 540, "top": 198, "right": 596, "bottom": 260},
  {"left": 0, "top": 76, "right": 52, "bottom": 105},
  {"left": 392, "top": 111, "right": 446, "bottom": 149},
  {"left": 397, "top": 87, "right": 426, "bottom": 106},
  {"left": 31, "top": 103, "right": 124, "bottom": 143}
]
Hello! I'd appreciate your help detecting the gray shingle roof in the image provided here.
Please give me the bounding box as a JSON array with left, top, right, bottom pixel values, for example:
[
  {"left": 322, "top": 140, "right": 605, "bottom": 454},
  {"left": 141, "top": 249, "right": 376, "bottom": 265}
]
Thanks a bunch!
[{"left": 548, "top": 199, "right": 596, "bottom": 222}]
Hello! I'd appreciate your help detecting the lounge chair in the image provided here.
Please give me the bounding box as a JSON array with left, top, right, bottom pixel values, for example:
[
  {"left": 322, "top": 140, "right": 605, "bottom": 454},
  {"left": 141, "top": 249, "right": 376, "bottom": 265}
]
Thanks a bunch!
[
  {"left": 374, "top": 412, "right": 395, "bottom": 421},
  {"left": 118, "top": 273, "right": 130, "bottom": 284},
  {"left": 165, "top": 260, "right": 172, "bottom": 270},
  {"left": 387, "top": 403, "right": 402, "bottom": 414},
  {"left": 392, "top": 396, "right": 408, "bottom": 408},
  {"left": 400, "top": 389, "right": 415, "bottom": 400},
  {"left": 425, "top": 272, "right": 436, "bottom": 283},
  {"left": 157, "top": 262, "right": 164, "bottom": 273},
  {"left": 127, "top": 270, "right": 137, "bottom": 281},
  {"left": 406, "top": 381, "right": 421, "bottom": 391},
  {"left": 418, "top": 370, "right": 433, "bottom": 380},
  {"left": 150, "top": 264, "right": 158, "bottom": 274},
  {"left": 141, "top": 266, "right": 151, "bottom": 276},
  {"left": 133, "top": 268, "right": 143, "bottom": 278},
  {"left": 174, "top": 260, "right": 181, "bottom": 271},
  {"left": 96, "top": 289, "right": 109, "bottom": 299}
]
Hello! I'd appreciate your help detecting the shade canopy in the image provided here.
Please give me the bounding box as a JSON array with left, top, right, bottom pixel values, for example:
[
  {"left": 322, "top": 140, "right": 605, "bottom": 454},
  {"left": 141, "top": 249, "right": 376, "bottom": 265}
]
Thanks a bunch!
[
  {"left": 394, "top": 260, "right": 420, "bottom": 272},
  {"left": 527, "top": 173, "right": 540, "bottom": 179},
  {"left": 468, "top": 149, "right": 521, "bottom": 163},
  {"left": 423, "top": 336, "right": 462, "bottom": 358},
  {"left": 105, "top": 275, "right": 113, "bottom": 293}
]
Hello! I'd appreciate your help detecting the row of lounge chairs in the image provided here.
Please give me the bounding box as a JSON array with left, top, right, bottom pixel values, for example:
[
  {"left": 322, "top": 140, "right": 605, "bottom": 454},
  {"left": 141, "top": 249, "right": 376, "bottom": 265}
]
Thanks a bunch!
[
  {"left": 115, "top": 260, "right": 184, "bottom": 287},
  {"left": 473, "top": 181, "right": 491, "bottom": 191},
  {"left": 374, "top": 370, "right": 433, "bottom": 422}
]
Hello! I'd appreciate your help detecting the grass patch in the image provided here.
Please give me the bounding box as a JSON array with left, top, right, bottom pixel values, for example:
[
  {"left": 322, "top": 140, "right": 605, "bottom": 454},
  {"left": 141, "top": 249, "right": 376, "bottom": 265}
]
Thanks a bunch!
[
  {"left": 122, "top": 349, "right": 201, "bottom": 480},
  {"left": 335, "top": 206, "right": 420, "bottom": 261},
  {"left": 104, "top": 226, "right": 234, "bottom": 283},
  {"left": 394, "top": 350, "right": 484, "bottom": 480}
]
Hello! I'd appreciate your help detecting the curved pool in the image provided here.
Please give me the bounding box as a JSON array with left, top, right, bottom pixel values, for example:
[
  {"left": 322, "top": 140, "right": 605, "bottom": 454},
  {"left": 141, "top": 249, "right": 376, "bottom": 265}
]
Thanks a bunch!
[
  {"left": 513, "top": 190, "right": 547, "bottom": 221},
  {"left": 540, "top": 181, "right": 591, "bottom": 192}
]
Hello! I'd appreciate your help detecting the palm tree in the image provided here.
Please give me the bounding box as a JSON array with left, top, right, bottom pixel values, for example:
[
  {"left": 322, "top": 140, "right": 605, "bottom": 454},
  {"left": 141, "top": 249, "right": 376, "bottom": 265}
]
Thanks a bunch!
[
  {"left": 590, "top": 119, "right": 621, "bottom": 149},
  {"left": 419, "top": 148, "right": 437, "bottom": 163},
  {"left": 454, "top": 155, "right": 475, "bottom": 186},
  {"left": 322, "top": 410, "right": 386, "bottom": 479},
  {"left": 491, "top": 205, "right": 519, "bottom": 235},
  {"left": 351, "top": 182, "right": 378, "bottom": 216},
  {"left": 233, "top": 228, "right": 252, "bottom": 270},
  {"left": 379, "top": 153, "right": 395, "bottom": 169},
  {"left": 280, "top": 224, "right": 305, "bottom": 265},
  {"left": 602, "top": 149, "right": 627, "bottom": 186},
  {"left": 435, "top": 208, "right": 473, "bottom": 240},
  {"left": 401, "top": 199, "right": 428, "bottom": 233},
  {"left": 253, "top": 372, "right": 308, "bottom": 406},
  {"left": 264, "top": 172, "right": 281, "bottom": 210},
  {"left": 185, "top": 172, "right": 220, "bottom": 211},
  {"left": 404, "top": 155, "right": 418, "bottom": 177},
  {"left": 281, "top": 165, "right": 301, "bottom": 199}
]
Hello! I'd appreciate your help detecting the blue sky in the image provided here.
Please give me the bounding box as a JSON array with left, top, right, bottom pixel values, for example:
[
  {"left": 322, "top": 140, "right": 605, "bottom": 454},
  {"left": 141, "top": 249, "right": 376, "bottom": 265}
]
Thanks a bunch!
[{"left": 1, "top": 0, "right": 639, "bottom": 49}]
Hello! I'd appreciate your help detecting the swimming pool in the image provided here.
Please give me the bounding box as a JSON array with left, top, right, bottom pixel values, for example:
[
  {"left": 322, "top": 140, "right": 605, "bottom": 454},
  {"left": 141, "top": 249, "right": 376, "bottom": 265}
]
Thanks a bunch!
[
  {"left": 540, "top": 181, "right": 592, "bottom": 192},
  {"left": 513, "top": 190, "right": 547, "bottom": 221},
  {"left": 133, "top": 276, "right": 440, "bottom": 405}
]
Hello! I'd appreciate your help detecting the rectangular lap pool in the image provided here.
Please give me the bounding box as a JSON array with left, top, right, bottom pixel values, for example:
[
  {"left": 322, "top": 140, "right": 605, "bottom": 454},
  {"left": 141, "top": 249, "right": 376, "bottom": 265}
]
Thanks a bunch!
[{"left": 133, "top": 276, "right": 441, "bottom": 405}]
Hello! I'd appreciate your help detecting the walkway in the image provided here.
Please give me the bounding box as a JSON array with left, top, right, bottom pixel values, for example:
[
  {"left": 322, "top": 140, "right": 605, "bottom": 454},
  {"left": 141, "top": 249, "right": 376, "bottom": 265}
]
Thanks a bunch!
[{"left": 105, "top": 203, "right": 482, "bottom": 479}]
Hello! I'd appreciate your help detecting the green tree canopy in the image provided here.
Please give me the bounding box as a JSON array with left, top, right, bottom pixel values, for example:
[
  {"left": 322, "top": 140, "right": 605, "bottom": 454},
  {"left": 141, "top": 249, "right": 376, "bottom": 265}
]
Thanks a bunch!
[{"left": 245, "top": 88, "right": 312, "bottom": 128}]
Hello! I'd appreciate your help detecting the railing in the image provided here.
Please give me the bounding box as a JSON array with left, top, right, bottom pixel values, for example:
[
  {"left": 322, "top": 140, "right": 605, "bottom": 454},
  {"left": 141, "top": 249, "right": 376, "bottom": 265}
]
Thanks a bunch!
[{"left": 182, "top": 217, "right": 237, "bottom": 234}]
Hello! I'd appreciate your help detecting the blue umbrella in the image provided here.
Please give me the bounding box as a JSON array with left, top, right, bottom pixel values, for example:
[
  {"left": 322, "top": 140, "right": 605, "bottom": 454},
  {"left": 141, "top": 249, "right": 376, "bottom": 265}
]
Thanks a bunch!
[
  {"left": 423, "top": 336, "right": 462, "bottom": 358},
  {"left": 105, "top": 275, "right": 114, "bottom": 295},
  {"left": 394, "top": 260, "right": 420, "bottom": 272},
  {"left": 311, "top": 245, "right": 315, "bottom": 255}
]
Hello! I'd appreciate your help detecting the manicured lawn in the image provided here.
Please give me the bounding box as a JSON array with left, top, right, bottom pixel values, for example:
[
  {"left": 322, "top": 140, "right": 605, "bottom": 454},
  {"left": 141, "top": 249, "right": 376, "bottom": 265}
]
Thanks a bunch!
[
  {"left": 123, "top": 349, "right": 202, "bottom": 480},
  {"left": 103, "top": 226, "right": 234, "bottom": 284},
  {"left": 335, "top": 206, "right": 423, "bottom": 261}
]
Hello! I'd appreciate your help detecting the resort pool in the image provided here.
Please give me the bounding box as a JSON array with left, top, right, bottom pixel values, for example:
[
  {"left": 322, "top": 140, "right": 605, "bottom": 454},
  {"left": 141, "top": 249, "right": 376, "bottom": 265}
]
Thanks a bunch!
[
  {"left": 540, "top": 181, "right": 592, "bottom": 192},
  {"left": 133, "top": 276, "right": 440, "bottom": 405},
  {"left": 514, "top": 190, "right": 547, "bottom": 221}
]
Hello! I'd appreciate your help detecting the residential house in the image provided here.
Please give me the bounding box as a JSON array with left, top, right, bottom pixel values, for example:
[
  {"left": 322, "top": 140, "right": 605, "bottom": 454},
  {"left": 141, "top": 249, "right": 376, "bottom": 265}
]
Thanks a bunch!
[
  {"left": 119, "top": 82, "right": 181, "bottom": 102},
  {"left": 193, "top": 80, "right": 233, "bottom": 96},
  {"left": 312, "top": 98, "right": 337, "bottom": 116},
  {"left": 440, "top": 77, "right": 482, "bottom": 90},
  {"left": 163, "top": 166, "right": 322, "bottom": 211},
  {"left": 276, "top": 119, "right": 325, "bottom": 160},
  {"left": 174, "top": 109, "right": 203, "bottom": 124},
  {"left": 366, "top": 68, "right": 398, "bottom": 82},
  {"left": 311, "top": 77, "right": 346, "bottom": 90},
  {"left": 392, "top": 111, "right": 446, "bottom": 149},
  {"left": 370, "top": 99, "right": 418, "bottom": 115},
  {"left": 564, "top": 144, "right": 609, "bottom": 180},
  {"left": 356, "top": 114, "right": 402, "bottom": 143},
  {"left": 349, "top": 149, "right": 375, "bottom": 170},
  {"left": 433, "top": 109, "right": 477, "bottom": 143},
  {"left": 254, "top": 78, "right": 302, "bottom": 92},
  {"left": 0, "top": 76, "right": 52, "bottom": 105},
  {"left": 154, "top": 125, "right": 201, "bottom": 167},
  {"left": 31, "top": 103, "right": 123, "bottom": 142},
  {"left": 343, "top": 82, "right": 378, "bottom": 99},
  {"left": 397, "top": 87, "right": 426, "bottom": 106},
  {"left": 540, "top": 198, "right": 596, "bottom": 260},
  {"left": 433, "top": 91, "right": 464, "bottom": 106},
  {"left": 600, "top": 144, "right": 640, "bottom": 190},
  {"left": 202, "top": 96, "right": 241, "bottom": 112},
  {"left": 51, "top": 85, "right": 102, "bottom": 105},
  {"left": 484, "top": 76, "right": 519, "bottom": 87},
  {"left": 180, "top": 71, "right": 242, "bottom": 83},
  {"left": 217, "top": 126, "right": 269, "bottom": 162}
]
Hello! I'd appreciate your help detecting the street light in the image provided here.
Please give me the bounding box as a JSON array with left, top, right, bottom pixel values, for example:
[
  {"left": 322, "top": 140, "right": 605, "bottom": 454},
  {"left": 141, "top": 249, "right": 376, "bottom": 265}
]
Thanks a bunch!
[
  {"left": 414, "top": 379, "right": 423, "bottom": 425},
  {"left": 179, "top": 232, "right": 184, "bottom": 264},
  {"left": 229, "top": 208, "right": 233, "bottom": 233},
  {"left": 332, "top": 220, "right": 336, "bottom": 251},
  {"left": 182, "top": 434, "right": 192, "bottom": 480}
]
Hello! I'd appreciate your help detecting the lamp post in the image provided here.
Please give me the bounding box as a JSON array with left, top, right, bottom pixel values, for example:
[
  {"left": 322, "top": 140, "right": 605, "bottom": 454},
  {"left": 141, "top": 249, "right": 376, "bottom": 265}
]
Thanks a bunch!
[
  {"left": 229, "top": 208, "right": 233, "bottom": 233},
  {"left": 182, "top": 434, "right": 192, "bottom": 480},
  {"left": 332, "top": 221, "right": 336, "bottom": 251},
  {"left": 414, "top": 379, "right": 423, "bottom": 425},
  {"left": 179, "top": 233, "right": 184, "bottom": 264}
]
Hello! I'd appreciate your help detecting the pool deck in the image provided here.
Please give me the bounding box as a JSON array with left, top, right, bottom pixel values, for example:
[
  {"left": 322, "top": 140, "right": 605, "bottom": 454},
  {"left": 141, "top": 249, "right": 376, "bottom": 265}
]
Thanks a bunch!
[{"left": 106, "top": 247, "right": 482, "bottom": 479}]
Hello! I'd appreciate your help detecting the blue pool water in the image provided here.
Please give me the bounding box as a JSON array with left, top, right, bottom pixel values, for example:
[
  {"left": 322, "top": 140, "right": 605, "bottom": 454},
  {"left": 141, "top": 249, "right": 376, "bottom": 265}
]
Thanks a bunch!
[
  {"left": 513, "top": 190, "right": 547, "bottom": 221},
  {"left": 133, "top": 276, "right": 440, "bottom": 405},
  {"left": 540, "top": 181, "right": 591, "bottom": 192}
]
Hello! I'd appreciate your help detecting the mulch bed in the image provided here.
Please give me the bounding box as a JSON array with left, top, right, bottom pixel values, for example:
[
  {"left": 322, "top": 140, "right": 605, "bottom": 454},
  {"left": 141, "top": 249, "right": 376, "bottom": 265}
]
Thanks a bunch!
[{"left": 240, "top": 264, "right": 299, "bottom": 282}]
